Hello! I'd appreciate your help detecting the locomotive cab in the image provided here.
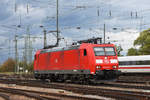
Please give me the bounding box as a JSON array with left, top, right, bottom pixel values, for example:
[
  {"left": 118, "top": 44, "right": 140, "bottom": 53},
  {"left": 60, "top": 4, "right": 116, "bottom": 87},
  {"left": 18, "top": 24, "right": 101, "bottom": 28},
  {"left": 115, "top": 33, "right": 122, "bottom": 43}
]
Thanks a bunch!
[
  {"left": 93, "top": 44, "right": 121, "bottom": 80},
  {"left": 94, "top": 46, "right": 118, "bottom": 70},
  {"left": 79, "top": 43, "right": 121, "bottom": 80}
]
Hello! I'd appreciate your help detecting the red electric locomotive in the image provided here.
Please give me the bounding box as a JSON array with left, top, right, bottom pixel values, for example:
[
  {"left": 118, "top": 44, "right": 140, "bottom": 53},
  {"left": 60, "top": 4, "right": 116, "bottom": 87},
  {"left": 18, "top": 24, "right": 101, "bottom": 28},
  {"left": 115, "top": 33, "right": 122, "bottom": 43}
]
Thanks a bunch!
[{"left": 34, "top": 43, "right": 121, "bottom": 82}]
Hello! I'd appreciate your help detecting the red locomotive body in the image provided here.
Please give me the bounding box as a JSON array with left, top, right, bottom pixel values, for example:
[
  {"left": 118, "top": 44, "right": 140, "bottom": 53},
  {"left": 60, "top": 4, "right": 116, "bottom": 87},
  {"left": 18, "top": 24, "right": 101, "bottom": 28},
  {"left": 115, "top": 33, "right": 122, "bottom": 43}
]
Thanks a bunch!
[{"left": 34, "top": 43, "right": 121, "bottom": 81}]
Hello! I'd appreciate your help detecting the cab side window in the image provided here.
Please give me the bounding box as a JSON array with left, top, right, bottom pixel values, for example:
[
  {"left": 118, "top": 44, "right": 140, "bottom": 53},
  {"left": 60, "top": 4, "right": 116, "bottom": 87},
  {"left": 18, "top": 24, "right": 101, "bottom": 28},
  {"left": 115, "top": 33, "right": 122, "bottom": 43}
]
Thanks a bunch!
[
  {"left": 84, "top": 49, "right": 87, "bottom": 56},
  {"left": 34, "top": 55, "right": 37, "bottom": 60}
]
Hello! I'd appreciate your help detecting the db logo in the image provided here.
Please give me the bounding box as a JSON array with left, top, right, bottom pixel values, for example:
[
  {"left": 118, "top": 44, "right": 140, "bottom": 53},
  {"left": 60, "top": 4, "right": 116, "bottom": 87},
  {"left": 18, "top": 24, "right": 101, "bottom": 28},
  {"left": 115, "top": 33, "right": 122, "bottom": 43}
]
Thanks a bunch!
[
  {"left": 55, "top": 59, "right": 58, "bottom": 63},
  {"left": 104, "top": 60, "right": 109, "bottom": 64}
]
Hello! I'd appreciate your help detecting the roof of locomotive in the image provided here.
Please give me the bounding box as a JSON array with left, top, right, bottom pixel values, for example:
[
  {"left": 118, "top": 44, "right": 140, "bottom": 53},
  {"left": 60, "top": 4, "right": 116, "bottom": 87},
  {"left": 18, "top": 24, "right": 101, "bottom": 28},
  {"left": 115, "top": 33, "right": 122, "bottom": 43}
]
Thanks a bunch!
[
  {"left": 40, "top": 45, "right": 80, "bottom": 53},
  {"left": 81, "top": 43, "right": 115, "bottom": 47},
  {"left": 38, "top": 43, "right": 115, "bottom": 54}
]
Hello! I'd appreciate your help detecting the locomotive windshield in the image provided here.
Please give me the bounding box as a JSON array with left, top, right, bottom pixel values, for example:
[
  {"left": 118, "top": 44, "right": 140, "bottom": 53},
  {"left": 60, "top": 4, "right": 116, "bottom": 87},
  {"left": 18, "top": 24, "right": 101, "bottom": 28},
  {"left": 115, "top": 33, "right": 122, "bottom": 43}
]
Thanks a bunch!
[{"left": 94, "top": 47, "right": 116, "bottom": 56}]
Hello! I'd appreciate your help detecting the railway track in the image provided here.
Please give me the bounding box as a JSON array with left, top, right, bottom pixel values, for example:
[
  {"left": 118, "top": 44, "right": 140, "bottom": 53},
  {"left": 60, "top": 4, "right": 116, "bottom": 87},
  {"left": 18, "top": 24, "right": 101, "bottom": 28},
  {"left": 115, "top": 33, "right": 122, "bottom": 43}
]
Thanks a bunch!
[
  {"left": 0, "top": 78, "right": 150, "bottom": 100},
  {"left": 0, "top": 92, "right": 9, "bottom": 100},
  {"left": 1, "top": 77, "right": 150, "bottom": 90},
  {"left": 118, "top": 75, "right": 150, "bottom": 84},
  {"left": 0, "top": 87, "right": 46, "bottom": 100},
  {"left": 0, "top": 86, "right": 100, "bottom": 100},
  {"left": 45, "top": 82, "right": 150, "bottom": 100},
  {"left": 1, "top": 74, "right": 150, "bottom": 99},
  {"left": 1, "top": 73, "right": 150, "bottom": 84}
]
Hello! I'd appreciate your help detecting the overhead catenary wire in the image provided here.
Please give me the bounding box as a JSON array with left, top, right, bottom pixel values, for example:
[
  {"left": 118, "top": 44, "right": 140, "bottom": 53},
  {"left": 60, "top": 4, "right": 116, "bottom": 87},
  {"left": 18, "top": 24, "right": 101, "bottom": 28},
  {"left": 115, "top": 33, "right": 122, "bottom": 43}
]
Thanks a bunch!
[{"left": 1, "top": 0, "right": 150, "bottom": 64}]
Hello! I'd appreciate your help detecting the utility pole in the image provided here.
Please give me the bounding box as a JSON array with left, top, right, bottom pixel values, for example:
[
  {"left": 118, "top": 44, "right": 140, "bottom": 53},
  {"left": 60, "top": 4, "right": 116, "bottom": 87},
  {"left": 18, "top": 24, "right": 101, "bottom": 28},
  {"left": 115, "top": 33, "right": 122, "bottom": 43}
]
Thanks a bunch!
[
  {"left": 23, "top": 26, "right": 29, "bottom": 72},
  {"left": 27, "top": 26, "right": 30, "bottom": 64},
  {"left": 103, "top": 23, "right": 105, "bottom": 43},
  {"left": 28, "top": 32, "right": 32, "bottom": 63},
  {"left": 14, "top": 35, "right": 18, "bottom": 73},
  {"left": 136, "top": 12, "right": 138, "bottom": 18},
  {"left": 14, "top": 0, "right": 17, "bottom": 12},
  {"left": 8, "top": 39, "right": 10, "bottom": 57},
  {"left": 24, "top": 36, "right": 27, "bottom": 65},
  {"left": 131, "top": 11, "right": 133, "bottom": 18},
  {"left": 44, "top": 29, "right": 47, "bottom": 47},
  {"left": 109, "top": 10, "right": 111, "bottom": 17},
  {"left": 56, "top": 0, "right": 59, "bottom": 46}
]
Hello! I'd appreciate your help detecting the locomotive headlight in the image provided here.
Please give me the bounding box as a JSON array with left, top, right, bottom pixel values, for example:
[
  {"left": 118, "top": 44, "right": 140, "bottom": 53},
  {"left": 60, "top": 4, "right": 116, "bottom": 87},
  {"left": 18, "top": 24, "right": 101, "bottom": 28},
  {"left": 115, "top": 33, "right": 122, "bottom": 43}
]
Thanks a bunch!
[
  {"left": 113, "top": 66, "right": 117, "bottom": 69},
  {"left": 96, "top": 59, "right": 103, "bottom": 64},
  {"left": 96, "top": 66, "right": 101, "bottom": 69},
  {"left": 110, "top": 59, "right": 118, "bottom": 63}
]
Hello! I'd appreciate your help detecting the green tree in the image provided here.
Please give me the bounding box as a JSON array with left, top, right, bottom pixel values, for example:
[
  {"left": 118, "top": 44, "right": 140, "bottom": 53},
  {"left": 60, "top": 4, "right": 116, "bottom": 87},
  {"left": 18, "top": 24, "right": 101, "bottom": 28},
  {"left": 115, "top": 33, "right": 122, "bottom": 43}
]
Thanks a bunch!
[
  {"left": 0, "top": 58, "right": 15, "bottom": 72},
  {"left": 134, "top": 28, "right": 150, "bottom": 55},
  {"left": 127, "top": 48, "right": 139, "bottom": 56}
]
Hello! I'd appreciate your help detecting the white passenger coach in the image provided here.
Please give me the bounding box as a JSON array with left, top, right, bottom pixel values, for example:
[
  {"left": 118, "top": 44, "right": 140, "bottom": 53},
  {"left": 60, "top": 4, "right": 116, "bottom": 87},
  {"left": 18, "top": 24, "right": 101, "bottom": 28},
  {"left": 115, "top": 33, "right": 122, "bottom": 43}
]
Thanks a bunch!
[{"left": 118, "top": 55, "right": 150, "bottom": 73}]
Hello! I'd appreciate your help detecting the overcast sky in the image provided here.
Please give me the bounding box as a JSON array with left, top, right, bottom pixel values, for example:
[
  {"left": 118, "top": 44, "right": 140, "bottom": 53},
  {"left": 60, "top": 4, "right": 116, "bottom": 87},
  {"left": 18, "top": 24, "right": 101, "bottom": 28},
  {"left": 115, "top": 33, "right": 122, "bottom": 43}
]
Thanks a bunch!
[{"left": 0, "top": 0, "right": 150, "bottom": 63}]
